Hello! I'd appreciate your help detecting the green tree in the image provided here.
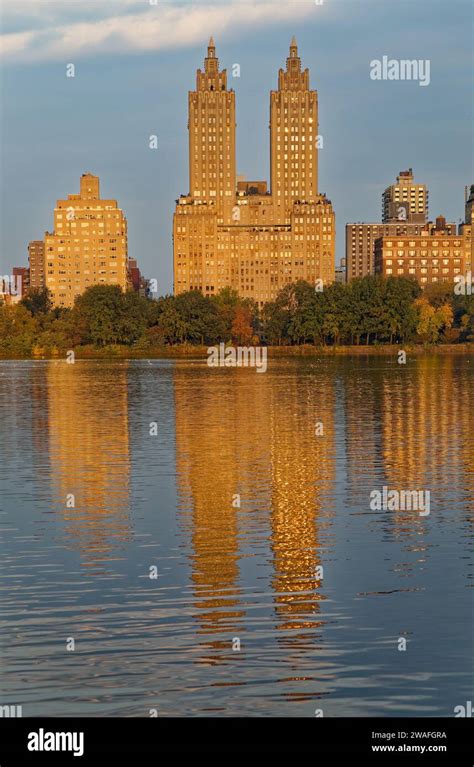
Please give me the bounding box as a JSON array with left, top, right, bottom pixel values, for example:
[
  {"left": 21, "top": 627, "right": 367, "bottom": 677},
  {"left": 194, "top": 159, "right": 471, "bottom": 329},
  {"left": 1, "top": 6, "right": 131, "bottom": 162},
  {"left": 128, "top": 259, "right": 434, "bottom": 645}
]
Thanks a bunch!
[
  {"left": 21, "top": 287, "right": 53, "bottom": 316},
  {"left": 175, "top": 290, "right": 221, "bottom": 344},
  {"left": 261, "top": 299, "right": 289, "bottom": 345},
  {"left": 381, "top": 276, "right": 420, "bottom": 343},
  {"left": 72, "top": 285, "right": 127, "bottom": 346},
  {"left": 0, "top": 303, "right": 38, "bottom": 356},
  {"left": 157, "top": 302, "right": 188, "bottom": 344}
]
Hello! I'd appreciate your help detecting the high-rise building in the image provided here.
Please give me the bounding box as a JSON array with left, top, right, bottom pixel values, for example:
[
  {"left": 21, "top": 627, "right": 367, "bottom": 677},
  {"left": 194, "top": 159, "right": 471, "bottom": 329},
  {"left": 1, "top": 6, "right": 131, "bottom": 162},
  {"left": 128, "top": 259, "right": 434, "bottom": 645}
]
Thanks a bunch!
[
  {"left": 465, "top": 184, "right": 474, "bottom": 227},
  {"left": 335, "top": 258, "right": 346, "bottom": 284},
  {"left": 44, "top": 173, "right": 129, "bottom": 308},
  {"left": 28, "top": 241, "right": 45, "bottom": 289},
  {"left": 270, "top": 36, "right": 319, "bottom": 218},
  {"left": 189, "top": 36, "right": 237, "bottom": 223},
  {"left": 127, "top": 258, "right": 141, "bottom": 292},
  {"left": 346, "top": 168, "right": 429, "bottom": 281},
  {"left": 174, "top": 39, "right": 336, "bottom": 306},
  {"left": 374, "top": 216, "right": 470, "bottom": 287},
  {"left": 382, "top": 168, "right": 428, "bottom": 223},
  {"left": 459, "top": 184, "right": 474, "bottom": 274},
  {"left": 12, "top": 266, "right": 29, "bottom": 296}
]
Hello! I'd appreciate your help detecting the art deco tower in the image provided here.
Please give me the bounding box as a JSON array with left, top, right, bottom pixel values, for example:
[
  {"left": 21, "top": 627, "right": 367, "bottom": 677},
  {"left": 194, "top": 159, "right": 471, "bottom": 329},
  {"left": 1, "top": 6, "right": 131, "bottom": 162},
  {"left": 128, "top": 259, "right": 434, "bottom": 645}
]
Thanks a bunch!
[
  {"left": 174, "top": 38, "right": 336, "bottom": 302},
  {"left": 189, "top": 37, "right": 236, "bottom": 220},
  {"left": 270, "top": 37, "right": 318, "bottom": 220}
]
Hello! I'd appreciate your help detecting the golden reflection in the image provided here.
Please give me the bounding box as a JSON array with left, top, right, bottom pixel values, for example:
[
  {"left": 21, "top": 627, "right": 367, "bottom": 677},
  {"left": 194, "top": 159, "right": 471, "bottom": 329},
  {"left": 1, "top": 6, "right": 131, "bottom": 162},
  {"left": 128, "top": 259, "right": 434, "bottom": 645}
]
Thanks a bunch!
[
  {"left": 381, "top": 356, "right": 461, "bottom": 487},
  {"left": 174, "top": 367, "right": 246, "bottom": 641},
  {"left": 381, "top": 356, "right": 473, "bottom": 521},
  {"left": 46, "top": 361, "right": 131, "bottom": 569},
  {"left": 174, "top": 362, "right": 335, "bottom": 650},
  {"left": 268, "top": 371, "right": 334, "bottom": 637},
  {"left": 345, "top": 356, "right": 473, "bottom": 527}
]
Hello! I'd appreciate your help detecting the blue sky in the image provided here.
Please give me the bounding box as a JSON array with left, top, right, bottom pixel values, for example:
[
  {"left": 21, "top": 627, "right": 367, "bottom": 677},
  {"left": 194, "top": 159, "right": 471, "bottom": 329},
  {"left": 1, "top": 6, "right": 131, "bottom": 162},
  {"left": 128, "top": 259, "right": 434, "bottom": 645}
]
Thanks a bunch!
[{"left": 1, "top": 0, "right": 472, "bottom": 293}]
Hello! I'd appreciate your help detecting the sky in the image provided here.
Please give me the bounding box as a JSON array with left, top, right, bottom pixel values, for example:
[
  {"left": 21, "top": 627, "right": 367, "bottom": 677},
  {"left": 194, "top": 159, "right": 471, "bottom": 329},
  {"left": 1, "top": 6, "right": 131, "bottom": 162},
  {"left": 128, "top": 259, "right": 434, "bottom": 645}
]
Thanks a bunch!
[{"left": 0, "top": 0, "right": 473, "bottom": 293}]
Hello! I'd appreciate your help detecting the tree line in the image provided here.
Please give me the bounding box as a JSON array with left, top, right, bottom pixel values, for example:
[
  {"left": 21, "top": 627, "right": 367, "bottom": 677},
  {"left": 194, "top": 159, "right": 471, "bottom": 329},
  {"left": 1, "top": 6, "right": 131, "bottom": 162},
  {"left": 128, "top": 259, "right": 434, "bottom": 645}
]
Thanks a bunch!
[{"left": 0, "top": 276, "right": 473, "bottom": 356}]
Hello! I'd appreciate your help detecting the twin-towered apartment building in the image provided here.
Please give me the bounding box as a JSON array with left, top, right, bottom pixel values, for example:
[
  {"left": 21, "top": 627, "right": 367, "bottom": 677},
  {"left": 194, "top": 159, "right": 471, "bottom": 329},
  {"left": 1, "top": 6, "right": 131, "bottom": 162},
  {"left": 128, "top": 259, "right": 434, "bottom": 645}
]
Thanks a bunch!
[
  {"left": 6, "top": 39, "right": 472, "bottom": 308},
  {"left": 173, "top": 38, "right": 335, "bottom": 305}
]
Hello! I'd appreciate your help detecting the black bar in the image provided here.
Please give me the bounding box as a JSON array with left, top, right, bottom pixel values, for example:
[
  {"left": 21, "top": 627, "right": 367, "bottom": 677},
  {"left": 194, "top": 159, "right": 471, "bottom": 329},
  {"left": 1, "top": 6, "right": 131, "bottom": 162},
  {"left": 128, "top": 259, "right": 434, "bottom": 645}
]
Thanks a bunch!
[{"left": 0, "top": 717, "right": 472, "bottom": 764}]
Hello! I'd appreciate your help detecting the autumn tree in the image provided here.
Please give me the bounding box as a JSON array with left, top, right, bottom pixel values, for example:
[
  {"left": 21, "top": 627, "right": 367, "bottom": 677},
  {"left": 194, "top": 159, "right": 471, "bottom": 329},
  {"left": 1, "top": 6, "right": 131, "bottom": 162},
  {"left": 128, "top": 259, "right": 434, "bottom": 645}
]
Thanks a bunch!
[{"left": 231, "top": 304, "right": 253, "bottom": 344}]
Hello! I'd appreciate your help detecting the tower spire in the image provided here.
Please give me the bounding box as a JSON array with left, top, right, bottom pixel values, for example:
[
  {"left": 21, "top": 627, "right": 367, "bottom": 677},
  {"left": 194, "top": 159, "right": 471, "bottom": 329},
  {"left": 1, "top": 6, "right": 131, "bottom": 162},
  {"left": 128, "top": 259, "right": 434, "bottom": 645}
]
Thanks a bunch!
[{"left": 203, "top": 35, "right": 219, "bottom": 75}]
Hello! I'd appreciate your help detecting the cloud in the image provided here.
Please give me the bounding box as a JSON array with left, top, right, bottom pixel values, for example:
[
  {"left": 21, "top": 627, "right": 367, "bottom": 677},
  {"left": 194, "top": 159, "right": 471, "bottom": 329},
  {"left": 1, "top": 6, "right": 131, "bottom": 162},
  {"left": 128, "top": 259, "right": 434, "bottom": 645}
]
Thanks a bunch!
[
  {"left": 1, "top": 0, "right": 141, "bottom": 17},
  {"left": 0, "top": 0, "right": 325, "bottom": 63},
  {"left": 0, "top": 29, "right": 37, "bottom": 58}
]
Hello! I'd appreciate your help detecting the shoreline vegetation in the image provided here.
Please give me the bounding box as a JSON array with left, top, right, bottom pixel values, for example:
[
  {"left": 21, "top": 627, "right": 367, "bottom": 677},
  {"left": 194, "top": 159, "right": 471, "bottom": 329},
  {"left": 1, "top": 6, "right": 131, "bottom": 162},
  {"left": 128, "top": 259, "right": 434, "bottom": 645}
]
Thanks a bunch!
[
  {"left": 1, "top": 276, "right": 472, "bottom": 360},
  {"left": 0, "top": 343, "right": 472, "bottom": 361}
]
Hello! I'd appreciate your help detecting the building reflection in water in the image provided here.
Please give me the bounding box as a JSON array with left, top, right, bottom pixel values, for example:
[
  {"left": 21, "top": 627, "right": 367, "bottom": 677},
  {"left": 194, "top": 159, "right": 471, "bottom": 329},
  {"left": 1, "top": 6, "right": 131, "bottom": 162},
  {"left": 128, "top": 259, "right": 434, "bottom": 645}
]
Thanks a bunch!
[
  {"left": 268, "top": 370, "right": 334, "bottom": 641},
  {"left": 46, "top": 361, "right": 131, "bottom": 572},
  {"left": 174, "top": 361, "right": 336, "bottom": 658},
  {"left": 344, "top": 355, "right": 473, "bottom": 583},
  {"left": 174, "top": 366, "right": 246, "bottom": 656},
  {"left": 381, "top": 355, "right": 472, "bottom": 513}
]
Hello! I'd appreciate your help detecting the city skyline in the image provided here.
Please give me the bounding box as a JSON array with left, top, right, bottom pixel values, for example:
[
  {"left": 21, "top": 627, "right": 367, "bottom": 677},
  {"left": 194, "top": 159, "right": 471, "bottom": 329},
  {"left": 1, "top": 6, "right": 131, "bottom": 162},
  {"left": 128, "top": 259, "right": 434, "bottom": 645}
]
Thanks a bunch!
[
  {"left": 0, "top": 1, "right": 473, "bottom": 739},
  {"left": 1, "top": 0, "right": 472, "bottom": 292}
]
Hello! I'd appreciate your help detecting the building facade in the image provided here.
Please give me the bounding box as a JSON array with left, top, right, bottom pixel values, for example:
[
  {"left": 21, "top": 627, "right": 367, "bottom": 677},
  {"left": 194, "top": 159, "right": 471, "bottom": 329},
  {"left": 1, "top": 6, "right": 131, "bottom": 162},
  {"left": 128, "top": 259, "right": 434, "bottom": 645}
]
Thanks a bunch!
[
  {"left": 335, "top": 258, "right": 346, "bottom": 284},
  {"left": 346, "top": 169, "right": 429, "bottom": 281},
  {"left": 345, "top": 221, "right": 440, "bottom": 282},
  {"left": 28, "top": 241, "right": 45, "bottom": 289},
  {"left": 382, "top": 168, "right": 428, "bottom": 223},
  {"left": 374, "top": 216, "right": 471, "bottom": 287},
  {"left": 44, "top": 173, "right": 129, "bottom": 308},
  {"left": 459, "top": 184, "right": 474, "bottom": 276},
  {"left": 173, "top": 39, "right": 336, "bottom": 306},
  {"left": 12, "top": 267, "right": 29, "bottom": 296}
]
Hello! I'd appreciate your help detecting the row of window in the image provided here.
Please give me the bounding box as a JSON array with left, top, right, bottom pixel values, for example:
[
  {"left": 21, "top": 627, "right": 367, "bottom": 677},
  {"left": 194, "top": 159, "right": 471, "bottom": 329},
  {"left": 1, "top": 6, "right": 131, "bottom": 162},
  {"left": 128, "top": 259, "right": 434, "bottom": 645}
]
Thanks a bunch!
[
  {"left": 385, "top": 259, "right": 462, "bottom": 266},
  {"left": 385, "top": 240, "right": 461, "bottom": 247},
  {"left": 385, "top": 268, "right": 461, "bottom": 276}
]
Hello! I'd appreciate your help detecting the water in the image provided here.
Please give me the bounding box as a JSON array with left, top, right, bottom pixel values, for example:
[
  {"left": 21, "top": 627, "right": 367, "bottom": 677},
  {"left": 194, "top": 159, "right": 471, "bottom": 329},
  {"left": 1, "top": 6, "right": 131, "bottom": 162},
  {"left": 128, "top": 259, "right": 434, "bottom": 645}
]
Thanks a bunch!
[{"left": 0, "top": 355, "right": 472, "bottom": 717}]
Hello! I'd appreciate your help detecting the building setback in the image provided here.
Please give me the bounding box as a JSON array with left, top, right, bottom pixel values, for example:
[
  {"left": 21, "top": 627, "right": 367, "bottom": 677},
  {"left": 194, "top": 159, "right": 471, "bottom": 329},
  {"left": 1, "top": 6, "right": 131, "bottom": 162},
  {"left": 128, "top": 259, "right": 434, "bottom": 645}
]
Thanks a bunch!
[
  {"left": 346, "top": 169, "right": 429, "bottom": 281},
  {"left": 45, "top": 173, "right": 129, "bottom": 308},
  {"left": 174, "top": 38, "right": 336, "bottom": 306},
  {"left": 382, "top": 168, "right": 428, "bottom": 223}
]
